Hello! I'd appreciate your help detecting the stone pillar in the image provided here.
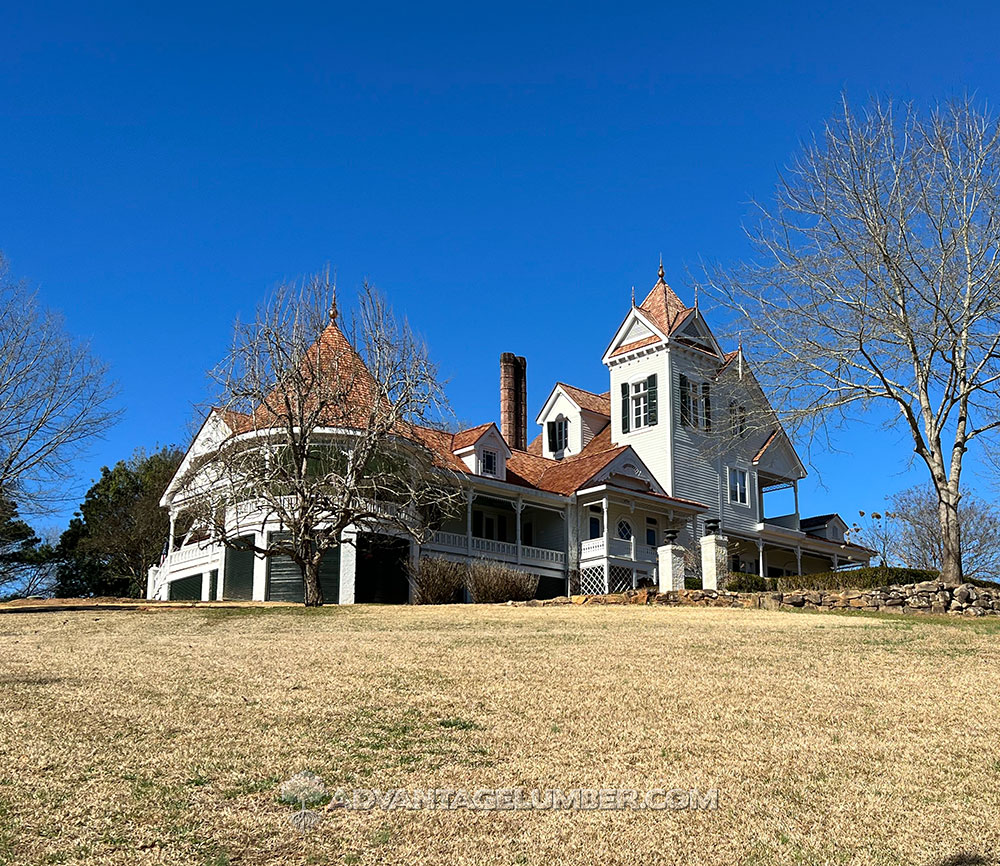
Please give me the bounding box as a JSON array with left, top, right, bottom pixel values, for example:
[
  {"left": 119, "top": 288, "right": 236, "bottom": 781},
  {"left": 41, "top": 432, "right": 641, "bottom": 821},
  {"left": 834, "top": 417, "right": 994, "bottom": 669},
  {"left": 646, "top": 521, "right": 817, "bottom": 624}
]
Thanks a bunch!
[
  {"left": 657, "top": 544, "right": 686, "bottom": 592},
  {"left": 700, "top": 533, "right": 728, "bottom": 591}
]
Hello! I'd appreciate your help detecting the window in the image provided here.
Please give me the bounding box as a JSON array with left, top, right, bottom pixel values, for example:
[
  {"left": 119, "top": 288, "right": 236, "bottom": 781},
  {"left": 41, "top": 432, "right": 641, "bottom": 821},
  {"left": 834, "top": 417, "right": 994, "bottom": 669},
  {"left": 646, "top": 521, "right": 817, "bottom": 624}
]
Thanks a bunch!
[
  {"left": 481, "top": 449, "right": 497, "bottom": 476},
  {"left": 679, "top": 374, "right": 711, "bottom": 431},
  {"left": 621, "top": 374, "right": 657, "bottom": 433},
  {"left": 547, "top": 417, "right": 568, "bottom": 453},
  {"left": 474, "top": 510, "right": 507, "bottom": 541},
  {"left": 728, "top": 467, "right": 749, "bottom": 506},
  {"left": 522, "top": 521, "right": 534, "bottom": 547},
  {"left": 729, "top": 401, "right": 747, "bottom": 438},
  {"left": 646, "top": 517, "right": 658, "bottom": 547},
  {"left": 617, "top": 518, "right": 633, "bottom": 540},
  {"left": 589, "top": 516, "right": 601, "bottom": 539}
]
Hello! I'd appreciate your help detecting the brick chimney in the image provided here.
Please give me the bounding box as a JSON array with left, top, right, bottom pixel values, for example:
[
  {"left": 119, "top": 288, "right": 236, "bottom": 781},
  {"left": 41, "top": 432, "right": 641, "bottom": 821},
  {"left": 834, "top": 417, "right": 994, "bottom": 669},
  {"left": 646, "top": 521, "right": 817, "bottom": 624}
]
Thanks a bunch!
[{"left": 499, "top": 352, "right": 527, "bottom": 451}]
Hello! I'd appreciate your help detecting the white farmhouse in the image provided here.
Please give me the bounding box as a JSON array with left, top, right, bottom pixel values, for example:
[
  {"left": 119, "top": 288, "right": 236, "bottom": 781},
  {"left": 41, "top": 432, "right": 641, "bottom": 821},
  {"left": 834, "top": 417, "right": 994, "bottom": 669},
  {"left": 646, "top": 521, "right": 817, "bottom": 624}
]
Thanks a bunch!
[{"left": 148, "top": 265, "right": 870, "bottom": 602}]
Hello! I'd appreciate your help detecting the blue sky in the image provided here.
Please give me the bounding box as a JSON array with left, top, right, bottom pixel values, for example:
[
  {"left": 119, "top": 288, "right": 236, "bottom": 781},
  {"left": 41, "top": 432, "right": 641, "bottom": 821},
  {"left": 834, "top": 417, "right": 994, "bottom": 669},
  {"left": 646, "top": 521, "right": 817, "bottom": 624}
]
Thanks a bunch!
[{"left": 2, "top": 1, "right": 998, "bottom": 530}]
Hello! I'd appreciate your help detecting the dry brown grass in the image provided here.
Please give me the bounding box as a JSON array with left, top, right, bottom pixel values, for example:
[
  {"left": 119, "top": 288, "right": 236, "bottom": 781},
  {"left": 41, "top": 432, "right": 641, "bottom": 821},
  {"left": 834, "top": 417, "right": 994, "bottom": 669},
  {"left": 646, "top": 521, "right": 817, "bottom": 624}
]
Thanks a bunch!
[{"left": 1, "top": 604, "right": 998, "bottom": 865}]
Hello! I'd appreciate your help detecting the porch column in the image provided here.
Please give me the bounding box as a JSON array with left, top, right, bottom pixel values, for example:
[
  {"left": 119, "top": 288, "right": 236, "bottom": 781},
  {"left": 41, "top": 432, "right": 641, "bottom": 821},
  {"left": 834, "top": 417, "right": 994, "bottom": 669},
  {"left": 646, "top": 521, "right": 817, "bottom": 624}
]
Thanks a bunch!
[
  {"left": 757, "top": 538, "right": 766, "bottom": 579},
  {"left": 251, "top": 534, "right": 268, "bottom": 601},
  {"left": 793, "top": 481, "right": 800, "bottom": 522},
  {"left": 339, "top": 528, "right": 357, "bottom": 604},
  {"left": 466, "top": 488, "right": 474, "bottom": 556},
  {"left": 833, "top": 553, "right": 839, "bottom": 571},
  {"left": 795, "top": 545, "right": 802, "bottom": 576},
  {"left": 515, "top": 497, "right": 523, "bottom": 565},
  {"left": 602, "top": 497, "right": 610, "bottom": 593},
  {"left": 168, "top": 512, "right": 177, "bottom": 552},
  {"left": 200, "top": 571, "right": 212, "bottom": 601}
]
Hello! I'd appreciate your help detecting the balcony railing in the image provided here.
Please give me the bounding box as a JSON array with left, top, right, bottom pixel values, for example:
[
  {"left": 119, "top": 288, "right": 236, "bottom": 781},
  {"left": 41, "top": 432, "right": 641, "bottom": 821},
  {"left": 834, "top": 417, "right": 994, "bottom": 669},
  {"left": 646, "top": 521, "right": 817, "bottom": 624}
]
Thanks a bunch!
[{"left": 427, "top": 532, "right": 566, "bottom": 566}]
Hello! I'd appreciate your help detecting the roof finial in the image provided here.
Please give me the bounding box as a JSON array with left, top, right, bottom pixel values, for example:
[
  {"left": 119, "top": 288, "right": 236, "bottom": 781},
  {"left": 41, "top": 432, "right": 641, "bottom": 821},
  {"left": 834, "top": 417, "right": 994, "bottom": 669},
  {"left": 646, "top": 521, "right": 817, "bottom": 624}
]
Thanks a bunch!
[
  {"left": 631, "top": 285, "right": 635, "bottom": 307},
  {"left": 329, "top": 294, "right": 338, "bottom": 322},
  {"left": 693, "top": 283, "right": 699, "bottom": 310},
  {"left": 657, "top": 254, "right": 665, "bottom": 283}
]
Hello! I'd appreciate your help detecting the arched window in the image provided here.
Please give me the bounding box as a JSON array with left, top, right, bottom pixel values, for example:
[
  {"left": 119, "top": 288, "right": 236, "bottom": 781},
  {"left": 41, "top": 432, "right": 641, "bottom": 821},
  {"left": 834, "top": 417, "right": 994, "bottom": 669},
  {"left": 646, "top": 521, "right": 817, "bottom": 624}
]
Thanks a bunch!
[
  {"left": 547, "top": 415, "right": 569, "bottom": 453},
  {"left": 616, "top": 518, "right": 633, "bottom": 540}
]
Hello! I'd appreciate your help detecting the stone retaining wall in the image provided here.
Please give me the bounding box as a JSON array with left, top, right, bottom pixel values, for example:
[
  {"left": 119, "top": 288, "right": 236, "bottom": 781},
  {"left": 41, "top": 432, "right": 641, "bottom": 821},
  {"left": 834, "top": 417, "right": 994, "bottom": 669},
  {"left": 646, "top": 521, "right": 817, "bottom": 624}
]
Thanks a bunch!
[{"left": 515, "top": 580, "right": 999, "bottom": 617}]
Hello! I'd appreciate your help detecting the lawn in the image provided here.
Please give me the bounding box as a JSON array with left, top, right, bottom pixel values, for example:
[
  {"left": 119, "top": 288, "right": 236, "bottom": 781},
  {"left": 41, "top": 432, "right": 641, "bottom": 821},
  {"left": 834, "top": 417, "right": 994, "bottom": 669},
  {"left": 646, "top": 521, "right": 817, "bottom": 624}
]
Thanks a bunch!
[{"left": 1, "top": 604, "right": 998, "bottom": 865}]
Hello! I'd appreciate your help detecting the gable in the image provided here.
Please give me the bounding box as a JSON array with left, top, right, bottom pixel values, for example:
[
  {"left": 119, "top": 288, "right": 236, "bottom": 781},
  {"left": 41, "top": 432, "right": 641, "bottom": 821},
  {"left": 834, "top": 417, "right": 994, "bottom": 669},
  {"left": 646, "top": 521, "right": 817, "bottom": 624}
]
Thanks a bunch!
[
  {"left": 672, "top": 310, "right": 724, "bottom": 359},
  {"left": 160, "top": 409, "right": 240, "bottom": 507},
  {"left": 753, "top": 429, "right": 806, "bottom": 480},
  {"left": 620, "top": 316, "right": 655, "bottom": 346},
  {"left": 587, "top": 448, "right": 666, "bottom": 495},
  {"left": 601, "top": 308, "right": 667, "bottom": 364}
]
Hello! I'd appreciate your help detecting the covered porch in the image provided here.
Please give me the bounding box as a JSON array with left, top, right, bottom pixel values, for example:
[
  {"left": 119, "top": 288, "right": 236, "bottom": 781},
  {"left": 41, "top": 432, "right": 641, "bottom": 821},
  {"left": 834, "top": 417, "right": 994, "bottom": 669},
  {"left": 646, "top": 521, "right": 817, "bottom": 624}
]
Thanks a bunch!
[
  {"left": 576, "top": 485, "right": 704, "bottom": 595},
  {"left": 728, "top": 528, "right": 869, "bottom": 579},
  {"left": 422, "top": 488, "right": 568, "bottom": 579}
]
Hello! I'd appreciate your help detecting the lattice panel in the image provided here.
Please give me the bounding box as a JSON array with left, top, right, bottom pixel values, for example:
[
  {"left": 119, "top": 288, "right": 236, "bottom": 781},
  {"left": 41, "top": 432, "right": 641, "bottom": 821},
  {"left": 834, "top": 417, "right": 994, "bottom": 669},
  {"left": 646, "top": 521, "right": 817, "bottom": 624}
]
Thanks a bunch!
[
  {"left": 609, "top": 565, "right": 633, "bottom": 593},
  {"left": 579, "top": 564, "right": 607, "bottom": 596}
]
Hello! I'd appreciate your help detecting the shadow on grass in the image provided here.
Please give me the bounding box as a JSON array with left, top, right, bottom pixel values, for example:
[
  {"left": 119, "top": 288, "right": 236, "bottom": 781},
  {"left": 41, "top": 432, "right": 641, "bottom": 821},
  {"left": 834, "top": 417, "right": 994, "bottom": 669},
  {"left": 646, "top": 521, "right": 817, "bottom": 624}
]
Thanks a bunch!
[
  {"left": 784, "top": 605, "right": 1000, "bottom": 634},
  {"left": 932, "top": 854, "right": 992, "bottom": 866}
]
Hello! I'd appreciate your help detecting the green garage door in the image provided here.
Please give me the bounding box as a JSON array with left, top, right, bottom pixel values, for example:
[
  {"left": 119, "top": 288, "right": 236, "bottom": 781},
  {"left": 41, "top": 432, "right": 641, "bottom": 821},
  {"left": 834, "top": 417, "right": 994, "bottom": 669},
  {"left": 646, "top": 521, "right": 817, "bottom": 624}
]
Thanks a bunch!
[
  {"left": 168, "top": 574, "right": 202, "bottom": 601},
  {"left": 223, "top": 536, "right": 255, "bottom": 600},
  {"left": 266, "top": 534, "right": 340, "bottom": 603}
]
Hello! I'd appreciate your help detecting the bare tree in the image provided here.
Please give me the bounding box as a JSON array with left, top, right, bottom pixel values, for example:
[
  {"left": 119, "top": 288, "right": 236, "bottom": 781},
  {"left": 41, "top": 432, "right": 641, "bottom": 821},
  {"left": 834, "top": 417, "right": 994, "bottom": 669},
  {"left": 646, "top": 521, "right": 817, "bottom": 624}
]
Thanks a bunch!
[
  {"left": 0, "top": 255, "right": 119, "bottom": 512},
  {"left": 179, "top": 272, "right": 462, "bottom": 606},
  {"left": 701, "top": 96, "right": 1000, "bottom": 583},
  {"left": 847, "top": 509, "right": 899, "bottom": 568},
  {"left": 861, "top": 484, "right": 1000, "bottom": 582}
]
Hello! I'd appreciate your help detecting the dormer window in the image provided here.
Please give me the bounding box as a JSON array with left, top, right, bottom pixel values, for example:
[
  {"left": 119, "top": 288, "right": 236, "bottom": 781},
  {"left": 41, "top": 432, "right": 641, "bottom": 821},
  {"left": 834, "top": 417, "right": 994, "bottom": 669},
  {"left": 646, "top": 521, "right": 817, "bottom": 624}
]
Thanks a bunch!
[
  {"left": 481, "top": 449, "right": 498, "bottom": 476},
  {"left": 547, "top": 417, "right": 569, "bottom": 453}
]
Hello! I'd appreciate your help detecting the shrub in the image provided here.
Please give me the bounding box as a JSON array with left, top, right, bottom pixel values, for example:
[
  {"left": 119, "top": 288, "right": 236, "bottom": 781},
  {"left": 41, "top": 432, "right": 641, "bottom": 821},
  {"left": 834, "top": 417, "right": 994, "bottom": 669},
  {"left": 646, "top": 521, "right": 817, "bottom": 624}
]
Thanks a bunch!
[
  {"left": 278, "top": 771, "right": 328, "bottom": 808},
  {"left": 683, "top": 575, "right": 702, "bottom": 590},
  {"left": 408, "top": 557, "right": 466, "bottom": 605},
  {"left": 774, "top": 565, "right": 940, "bottom": 592},
  {"left": 726, "top": 572, "right": 771, "bottom": 593},
  {"left": 465, "top": 559, "right": 538, "bottom": 603}
]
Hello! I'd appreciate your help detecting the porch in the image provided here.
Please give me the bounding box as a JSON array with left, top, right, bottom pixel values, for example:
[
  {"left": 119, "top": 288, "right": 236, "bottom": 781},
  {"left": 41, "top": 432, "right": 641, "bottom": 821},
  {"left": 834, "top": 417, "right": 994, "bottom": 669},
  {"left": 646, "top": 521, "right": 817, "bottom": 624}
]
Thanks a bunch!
[
  {"left": 421, "top": 490, "right": 568, "bottom": 578},
  {"left": 576, "top": 485, "right": 702, "bottom": 595}
]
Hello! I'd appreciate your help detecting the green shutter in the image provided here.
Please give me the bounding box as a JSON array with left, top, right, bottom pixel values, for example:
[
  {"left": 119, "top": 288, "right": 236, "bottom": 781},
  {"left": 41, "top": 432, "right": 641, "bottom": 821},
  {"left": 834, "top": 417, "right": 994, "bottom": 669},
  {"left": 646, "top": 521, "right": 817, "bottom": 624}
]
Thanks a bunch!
[
  {"left": 223, "top": 537, "right": 255, "bottom": 599},
  {"left": 318, "top": 546, "right": 340, "bottom": 604},
  {"left": 266, "top": 531, "right": 340, "bottom": 603},
  {"left": 621, "top": 383, "right": 630, "bottom": 433},
  {"left": 168, "top": 573, "right": 202, "bottom": 601},
  {"left": 547, "top": 421, "right": 557, "bottom": 452},
  {"left": 646, "top": 374, "right": 658, "bottom": 425}
]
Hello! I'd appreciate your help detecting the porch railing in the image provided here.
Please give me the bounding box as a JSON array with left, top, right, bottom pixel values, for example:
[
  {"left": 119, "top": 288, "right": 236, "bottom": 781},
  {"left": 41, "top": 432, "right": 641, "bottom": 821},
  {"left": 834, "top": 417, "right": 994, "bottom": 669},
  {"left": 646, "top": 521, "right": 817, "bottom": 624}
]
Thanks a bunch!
[
  {"left": 579, "top": 537, "right": 657, "bottom": 564},
  {"left": 428, "top": 532, "right": 566, "bottom": 566}
]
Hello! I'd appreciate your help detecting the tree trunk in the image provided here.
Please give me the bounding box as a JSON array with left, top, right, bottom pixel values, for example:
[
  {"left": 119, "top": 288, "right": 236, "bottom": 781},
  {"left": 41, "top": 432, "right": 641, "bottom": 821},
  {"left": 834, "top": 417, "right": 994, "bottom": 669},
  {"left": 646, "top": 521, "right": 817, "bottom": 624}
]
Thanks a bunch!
[
  {"left": 937, "top": 494, "right": 963, "bottom": 585},
  {"left": 302, "top": 557, "right": 324, "bottom": 607}
]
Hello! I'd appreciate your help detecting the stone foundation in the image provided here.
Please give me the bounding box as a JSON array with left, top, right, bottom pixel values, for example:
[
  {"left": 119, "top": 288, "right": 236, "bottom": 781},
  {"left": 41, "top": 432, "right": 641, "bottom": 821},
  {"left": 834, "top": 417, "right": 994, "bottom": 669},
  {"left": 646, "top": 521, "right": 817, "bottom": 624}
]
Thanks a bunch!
[{"left": 514, "top": 580, "right": 999, "bottom": 617}]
